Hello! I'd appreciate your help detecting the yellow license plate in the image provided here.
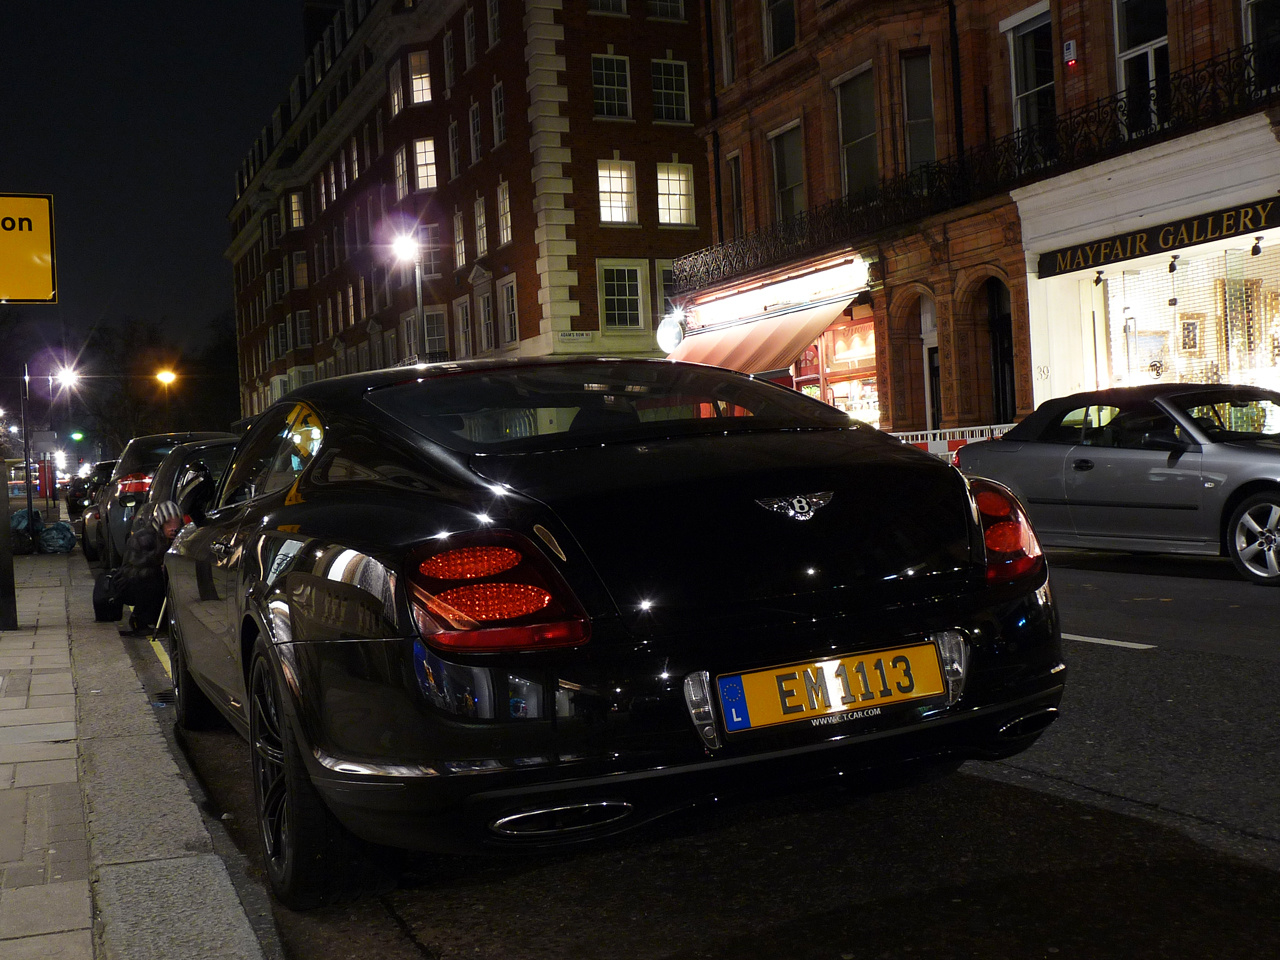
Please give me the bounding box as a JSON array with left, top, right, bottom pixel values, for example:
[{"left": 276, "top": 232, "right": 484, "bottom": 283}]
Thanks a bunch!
[{"left": 717, "top": 642, "right": 946, "bottom": 733}]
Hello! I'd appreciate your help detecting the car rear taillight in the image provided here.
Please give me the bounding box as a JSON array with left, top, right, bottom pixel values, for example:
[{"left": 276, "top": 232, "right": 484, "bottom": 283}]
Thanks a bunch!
[
  {"left": 407, "top": 535, "right": 590, "bottom": 652},
  {"left": 117, "top": 472, "right": 153, "bottom": 496},
  {"left": 969, "top": 478, "right": 1044, "bottom": 584}
]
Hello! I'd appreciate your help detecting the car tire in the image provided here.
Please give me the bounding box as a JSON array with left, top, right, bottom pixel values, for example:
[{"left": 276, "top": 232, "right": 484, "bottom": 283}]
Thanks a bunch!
[
  {"left": 169, "top": 614, "right": 217, "bottom": 731},
  {"left": 81, "top": 528, "right": 99, "bottom": 562},
  {"left": 1227, "top": 492, "right": 1280, "bottom": 585},
  {"left": 248, "top": 638, "right": 389, "bottom": 909}
]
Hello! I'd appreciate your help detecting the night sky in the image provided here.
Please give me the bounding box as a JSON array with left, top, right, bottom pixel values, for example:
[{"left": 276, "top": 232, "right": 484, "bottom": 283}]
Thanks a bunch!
[{"left": 1, "top": 3, "right": 304, "bottom": 353}]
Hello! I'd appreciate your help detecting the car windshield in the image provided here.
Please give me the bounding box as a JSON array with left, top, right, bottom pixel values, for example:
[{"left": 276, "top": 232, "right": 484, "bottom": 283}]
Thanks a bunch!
[
  {"left": 368, "top": 361, "right": 857, "bottom": 454},
  {"left": 1165, "top": 389, "right": 1280, "bottom": 440}
]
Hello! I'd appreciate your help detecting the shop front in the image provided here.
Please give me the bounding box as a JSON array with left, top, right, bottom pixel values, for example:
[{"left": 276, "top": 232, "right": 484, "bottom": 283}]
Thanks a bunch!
[{"left": 1013, "top": 115, "right": 1280, "bottom": 405}]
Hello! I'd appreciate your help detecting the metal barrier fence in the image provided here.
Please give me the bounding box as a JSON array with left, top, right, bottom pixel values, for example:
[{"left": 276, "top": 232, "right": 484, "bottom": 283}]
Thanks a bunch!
[{"left": 890, "top": 423, "right": 1016, "bottom": 461}]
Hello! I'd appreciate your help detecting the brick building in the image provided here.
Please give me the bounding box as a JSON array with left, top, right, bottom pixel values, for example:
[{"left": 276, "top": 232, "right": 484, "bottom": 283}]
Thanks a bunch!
[
  {"left": 668, "top": 0, "right": 1280, "bottom": 432},
  {"left": 228, "top": 0, "right": 711, "bottom": 417}
]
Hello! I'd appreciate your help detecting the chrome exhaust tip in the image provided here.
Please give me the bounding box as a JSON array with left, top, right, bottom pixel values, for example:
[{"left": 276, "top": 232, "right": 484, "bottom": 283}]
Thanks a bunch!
[
  {"left": 998, "top": 706, "right": 1059, "bottom": 739},
  {"left": 490, "top": 800, "right": 634, "bottom": 838}
]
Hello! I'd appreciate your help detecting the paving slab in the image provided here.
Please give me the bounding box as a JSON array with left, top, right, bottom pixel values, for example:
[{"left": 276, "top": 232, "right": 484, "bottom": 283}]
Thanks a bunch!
[{"left": 0, "top": 878, "right": 91, "bottom": 938}]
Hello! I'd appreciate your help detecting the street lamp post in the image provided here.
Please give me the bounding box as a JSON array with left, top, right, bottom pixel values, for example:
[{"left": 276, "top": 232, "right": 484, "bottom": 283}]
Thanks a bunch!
[
  {"left": 393, "top": 233, "right": 424, "bottom": 362},
  {"left": 20, "top": 364, "right": 34, "bottom": 529},
  {"left": 156, "top": 369, "right": 176, "bottom": 426}
]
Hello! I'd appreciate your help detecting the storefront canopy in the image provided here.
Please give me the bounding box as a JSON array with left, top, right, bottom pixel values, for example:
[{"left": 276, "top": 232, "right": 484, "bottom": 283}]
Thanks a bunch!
[{"left": 667, "top": 297, "right": 868, "bottom": 375}]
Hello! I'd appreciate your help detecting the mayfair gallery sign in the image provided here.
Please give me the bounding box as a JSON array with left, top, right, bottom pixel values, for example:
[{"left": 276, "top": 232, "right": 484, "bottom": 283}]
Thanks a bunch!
[
  {"left": 0, "top": 193, "right": 57, "bottom": 302},
  {"left": 1037, "top": 197, "right": 1276, "bottom": 278}
]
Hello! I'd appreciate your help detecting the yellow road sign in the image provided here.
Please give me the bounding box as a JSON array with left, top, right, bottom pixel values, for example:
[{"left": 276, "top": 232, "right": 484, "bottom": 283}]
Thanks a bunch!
[{"left": 0, "top": 194, "right": 57, "bottom": 303}]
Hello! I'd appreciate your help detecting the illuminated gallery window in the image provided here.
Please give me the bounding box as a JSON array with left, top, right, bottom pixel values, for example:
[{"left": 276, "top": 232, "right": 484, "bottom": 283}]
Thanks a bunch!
[{"left": 597, "top": 160, "right": 637, "bottom": 223}]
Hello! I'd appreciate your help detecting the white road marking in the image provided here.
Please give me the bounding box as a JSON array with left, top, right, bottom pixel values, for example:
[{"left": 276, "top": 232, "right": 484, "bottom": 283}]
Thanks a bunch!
[{"left": 1062, "top": 632, "right": 1156, "bottom": 650}]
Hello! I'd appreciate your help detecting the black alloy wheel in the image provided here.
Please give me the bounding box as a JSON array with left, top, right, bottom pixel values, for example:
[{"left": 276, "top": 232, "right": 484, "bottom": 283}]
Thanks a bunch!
[
  {"left": 1228, "top": 492, "right": 1280, "bottom": 585},
  {"left": 168, "top": 609, "right": 216, "bottom": 730},
  {"left": 248, "top": 640, "right": 388, "bottom": 909}
]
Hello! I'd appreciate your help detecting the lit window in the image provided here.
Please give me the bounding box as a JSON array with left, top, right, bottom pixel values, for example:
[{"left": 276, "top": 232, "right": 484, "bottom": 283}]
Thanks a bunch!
[
  {"left": 652, "top": 60, "right": 689, "bottom": 122},
  {"left": 592, "top": 55, "right": 631, "bottom": 118},
  {"left": 389, "top": 60, "right": 404, "bottom": 116},
  {"left": 597, "top": 160, "right": 637, "bottom": 223},
  {"left": 291, "top": 251, "right": 309, "bottom": 289},
  {"left": 350, "top": 137, "right": 360, "bottom": 181},
  {"left": 414, "top": 138, "right": 437, "bottom": 190},
  {"left": 497, "top": 181, "right": 512, "bottom": 245},
  {"left": 454, "top": 210, "right": 466, "bottom": 266},
  {"left": 410, "top": 50, "right": 432, "bottom": 103},
  {"left": 394, "top": 146, "right": 409, "bottom": 200},
  {"left": 656, "top": 163, "right": 694, "bottom": 225},
  {"left": 474, "top": 196, "right": 488, "bottom": 257}
]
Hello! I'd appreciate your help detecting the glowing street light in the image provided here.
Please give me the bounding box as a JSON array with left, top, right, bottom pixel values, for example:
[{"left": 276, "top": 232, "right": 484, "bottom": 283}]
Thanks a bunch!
[{"left": 156, "top": 370, "right": 176, "bottom": 386}]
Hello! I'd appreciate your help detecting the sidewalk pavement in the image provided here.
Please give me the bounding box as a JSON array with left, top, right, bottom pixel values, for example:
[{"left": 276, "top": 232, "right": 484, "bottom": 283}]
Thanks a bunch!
[{"left": 0, "top": 548, "right": 269, "bottom": 960}]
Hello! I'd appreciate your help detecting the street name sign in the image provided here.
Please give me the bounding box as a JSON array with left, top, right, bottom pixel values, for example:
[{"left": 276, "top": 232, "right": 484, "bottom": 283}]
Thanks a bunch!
[{"left": 0, "top": 193, "right": 57, "bottom": 303}]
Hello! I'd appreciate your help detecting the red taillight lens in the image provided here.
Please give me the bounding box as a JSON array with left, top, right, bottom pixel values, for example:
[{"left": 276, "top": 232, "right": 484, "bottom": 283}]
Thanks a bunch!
[
  {"left": 118, "top": 472, "right": 153, "bottom": 496},
  {"left": 408, "top": 534, "right": 589, "bottom": 653},
  {"left": 970, "top": 478, "right": 1044, "bottom": 584}
]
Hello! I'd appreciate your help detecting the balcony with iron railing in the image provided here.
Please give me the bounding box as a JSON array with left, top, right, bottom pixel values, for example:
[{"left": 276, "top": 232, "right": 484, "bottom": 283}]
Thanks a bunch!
[{"left": 674, "top": 42, "right": 1280, "bottom": 294}]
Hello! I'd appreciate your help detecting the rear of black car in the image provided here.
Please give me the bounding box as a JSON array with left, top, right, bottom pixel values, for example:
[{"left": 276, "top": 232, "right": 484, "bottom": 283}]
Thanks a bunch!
[{"left": 277, "top": 361, "right": 1064, "bottom": 852}]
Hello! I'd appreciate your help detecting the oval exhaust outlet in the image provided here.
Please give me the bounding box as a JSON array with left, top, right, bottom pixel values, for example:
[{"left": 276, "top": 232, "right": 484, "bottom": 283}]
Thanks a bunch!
[
  {"left": 998, "top": 707, "right": 1059, "bottom": 739},
  {"left": 491, "top": 801, "right": 634, "bottom": 837}
]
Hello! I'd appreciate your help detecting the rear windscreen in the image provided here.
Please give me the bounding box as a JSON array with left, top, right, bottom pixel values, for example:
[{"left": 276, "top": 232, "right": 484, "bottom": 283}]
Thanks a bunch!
[{"left": 368, "top": 362, "right": 859, "bottom": 453}]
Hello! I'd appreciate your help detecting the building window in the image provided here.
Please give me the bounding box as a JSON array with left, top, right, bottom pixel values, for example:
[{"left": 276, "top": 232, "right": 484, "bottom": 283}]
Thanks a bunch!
[
  {"left": 277, "top": 323, "right": 290, "bottom": 356},
  {"left": 901, "top": 51, "right": 936, "bottom": 172},
  {"left": 590, "top": 0, "right": 627, "bottom": 12},
  {"left": 414, "top": 138, "right": 437, "bottom": 190},
  {"left": 1247, "top": 0, "right": 1280, "bottom": 89},
  {"left": 474, "top": 196, "right": 488, "bottom": 257},
  {"left": 726, "top": 154, "right": 744, "bottom": 240},
  {"left": 487, "top": 0, "right": 501, "bottom": 43},
  {"left": 296, "top": 311, "right": 312, "bottom": 348},
  {"left": 491, "top": 83, "right": 506, "bottom": 145},
  {"left": 347, "top": 284, "right": 357, "bottom": 325},
  {"left": 1010, "top": 12, "right": 1055, "bottom": 133},
  {"left": 454, "top": 210, "right": 466, "bottom": 266},
  {"left": 497, "top": 181, "right": 513, "bottom": 245},
  {"left": 288, "top": 192, "right": 305, "bottom": 229},
  {"left": 389, "top": 60, "right": 404, "bottom": 116},
  {"left": 720, "top": 0, "right": 737, "bottom": 84},
  {"left": 592, "top": 55, "right": 632, "bottom": 118},
  {"left": 423, "top": 223, "right": 442, "bottom": 277},
  {"left": 349, "top": 136, "right": 360, "bottom": 182},
  {"left": 479, "top": 292, "right": 495, "bottom": 352},
  {"left": 837, "top": 68, "right": 877, "bottom": 198},
  {"left": 469, "top": 101, "right": 483, "bottom": 162},
  {"left": 656, "top": 163, "right": 694, "bottom": 225},
  {"left": 599, "top": 261, "right": 648, "bottom": 329},
  {"left": 1115, "top": 0, "right": 1169, "bottom": 131},
  {"left": 597, "top": 160, "right": 638, "bottom": 223},
  {"left": 770, "top": 125, "right": 804, "bottom": 221},
  {"left": 448, "top": 120, "right": 461, "bottom": 179},
  {"left": 464, "top": 8, "right": 477, "bottom": 69},
  {"left": 291, "top": 251, "right": 309, "bottom": 289},
  {"left": 764, "top": 0, "right": 796, "bottom": 60},
  {"left": 394, "top": 146, "right": 409, "bottom": 200},
  {"left": 424, "top": 309, "right": 447, "bottom": 359},
  {"left": 499, "top": 277, "right": 518, "bottom": 342},
  {"left": 384, "top": 329, "right": 397, "bottom": 366},
  {"left": 648, "top": 1, "right": 683, "bottom": 18},
  {"left": 409, "top": 49, "right": 432, "bottom": 103},
  {"left": 652, "top": 60, "right": 689, "bottom": 122},
  {"left": 655, "top": 260, "right": 676, "bottom": 323},
  {"left": 444, "top": 31, "right": 455, "bottom": 89},
  {"left": 454, "top": 298, "right": 472, "bottom": 358}
]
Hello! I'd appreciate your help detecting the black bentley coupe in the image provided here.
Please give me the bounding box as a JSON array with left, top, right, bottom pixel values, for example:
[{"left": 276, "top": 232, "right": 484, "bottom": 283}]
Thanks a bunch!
[{"left": 165, "top": 358, "right": 1065, "bottom": 908}]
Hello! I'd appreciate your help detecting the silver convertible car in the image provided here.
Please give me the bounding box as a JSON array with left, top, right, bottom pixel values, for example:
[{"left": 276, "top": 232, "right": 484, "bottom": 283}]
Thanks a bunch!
[{"left": 957, "top": 383, "right": 1280, "bottom": 584}]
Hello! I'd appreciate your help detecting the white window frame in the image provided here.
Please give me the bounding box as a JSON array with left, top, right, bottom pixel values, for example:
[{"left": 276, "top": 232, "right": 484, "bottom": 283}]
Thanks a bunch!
[
  {"left": 453, "top": 210, "right": 467, "bottom": 267},
  {"left": 444, "top": 31, "right": 456, "bottom": 89},
  {"left": 474, "top": 196, "right": 488, "bottom": 257},
  {"left": 291, "top": 250, "right": 309, "bottom": 289},
  {"left": 469, "top": 101, "right": 483, "bottom": 163},
  {"left": 656, "top": 162, "right": 695, "bottom": 225},
  {"left": 487, "top": 0, "right": 501, "bottom": 45},
  {"left": 414, "top": 138, "right": 437, "bottom": 190},
  {"left": 424, "top": 309, "right": 448, "bottom": 359},
  {"left": 479, "top": 292, "right": 495, "bottom": 352},
  {"left": 497, "top": 181, "right": 513, "bottom": 246},
  {"left": 423, "top": 223, "right": 442, "bottom": 278},
  {"left": 597, "top": 159, "right": 638, "bottom": 224},
  {"left": 464, "top": 7, "right": 477, "bottom": 69},
  {"left": 597, "top": 259, "right": 651, "bottom": 331},
  {"left": 768, "top": 122, "right": 805, "bottom": 221},
  {"left": 454, "top": 297, "right": 473, "bottom": 358},
  {"left": 394, "top": 145, "right": 409, "bottom": 200},
  {"left": 592, "top": 54, "right": 632, "bottom": 118},
  {"left": 389, "top": 60, "right": 404, "bottom": 116},
  {"left": 648, "top": 1, "right": 685, "bottom": 18},
  {"left": 1002, "top": 3, "right": 1054, "bottom": 132},
  {"left": 499, "top": 276, "right": 518, "bottom": 344},
  {"left": 409, "top": 49, "right": 432, "bottom": 104},
  {"left": 448, "top": 120, "right": 461, "bottom": 179},
  {"left": 288, "top": 191, "right": 305, "bottom": 229},
  {"left": 764, "top": 0, "right": 797, "bottom": 61},
  {"left": 835, "top": 64, "right": 877, "bottom": 197},
  {"left": 651, "top": 59, "right": 690, "bottom": 123},
  {"left": 491, "top": 82, "right": 506, "bottom": 144},
  {"left": 901, "top": 51, "right": 936, "bottom": 171}
]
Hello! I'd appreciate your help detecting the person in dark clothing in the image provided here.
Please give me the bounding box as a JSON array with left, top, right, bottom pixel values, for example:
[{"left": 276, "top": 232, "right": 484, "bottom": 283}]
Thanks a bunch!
[{"left": 116, "top": 500, "right": 183, "bottom": 635}]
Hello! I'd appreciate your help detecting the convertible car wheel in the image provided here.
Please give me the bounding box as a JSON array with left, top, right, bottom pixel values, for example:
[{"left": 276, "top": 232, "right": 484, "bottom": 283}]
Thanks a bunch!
[
  {"left": 169, "top": 614, "right": 216, "bottom": 731},
  {"left": 249, "top": 640, "right": 387, "bottom": 908},
  {"left": 1228, "top": 492, "right": 1280, "bottom": 585}
]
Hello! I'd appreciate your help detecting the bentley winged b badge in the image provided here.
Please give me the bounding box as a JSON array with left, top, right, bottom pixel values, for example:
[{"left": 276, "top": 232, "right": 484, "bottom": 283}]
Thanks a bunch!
[{"left": 756, "top": 492, "right": 834, "bottom": 521}]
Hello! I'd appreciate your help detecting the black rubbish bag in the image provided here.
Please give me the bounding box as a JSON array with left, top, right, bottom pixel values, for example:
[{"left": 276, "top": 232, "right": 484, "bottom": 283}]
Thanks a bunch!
[{"left": 93, "top": 570, "right": 124, "bottom": 622}]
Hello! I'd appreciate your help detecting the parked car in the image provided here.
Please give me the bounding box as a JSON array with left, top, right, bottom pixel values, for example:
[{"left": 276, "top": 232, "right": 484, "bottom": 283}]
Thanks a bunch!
[
  {"left": 94, "top": 433, "right": 235, "bottom": 569},
  {"left": 79, "top": 460, "right": 117, "bottom": 562},
  {"left": 142, "top": 436, "right": 239, "bottom": 523},
  {"left": 957, "top": 382, "right": 1280, "bottom": 584},
  {"left": 166, "top": 358, "right": 1065, "bottom": 909},
  {"left": 65, "top": 475, "right": 91, "bottom": 519}
]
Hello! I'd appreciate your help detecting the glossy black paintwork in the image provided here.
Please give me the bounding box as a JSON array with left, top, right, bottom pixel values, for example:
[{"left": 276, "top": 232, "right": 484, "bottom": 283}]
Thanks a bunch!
[{"left": 165, "top": 360, "right": 1065, "bottom": 853}]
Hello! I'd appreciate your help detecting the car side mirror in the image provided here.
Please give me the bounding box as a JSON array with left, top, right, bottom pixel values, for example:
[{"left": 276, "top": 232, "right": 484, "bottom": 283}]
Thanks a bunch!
[{"left": 1140, "top": 433, "right": 1189, "bottom": 452}]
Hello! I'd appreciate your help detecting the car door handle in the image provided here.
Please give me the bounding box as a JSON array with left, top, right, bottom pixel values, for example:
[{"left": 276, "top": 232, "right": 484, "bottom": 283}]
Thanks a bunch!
[{"left": 1072, "top": 459, "right": 1094, "bottom": 471}]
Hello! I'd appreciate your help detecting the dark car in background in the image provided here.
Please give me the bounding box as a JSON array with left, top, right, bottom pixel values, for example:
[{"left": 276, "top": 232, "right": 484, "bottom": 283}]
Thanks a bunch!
[
  {"left": 165, "top": 358, "right": 1065, "bottom": 908},
  {"left": 94, "top": 432, "right": 235, "bottom": 568},
  {"left": 957, "top": 382, "right": 1280, "bottom": 584},
  {"left": 79, "top": 460, "right": 117, "bottom": 561},
  {"left": 145, "top": 436, "right": 239, "bottom": 520}
]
